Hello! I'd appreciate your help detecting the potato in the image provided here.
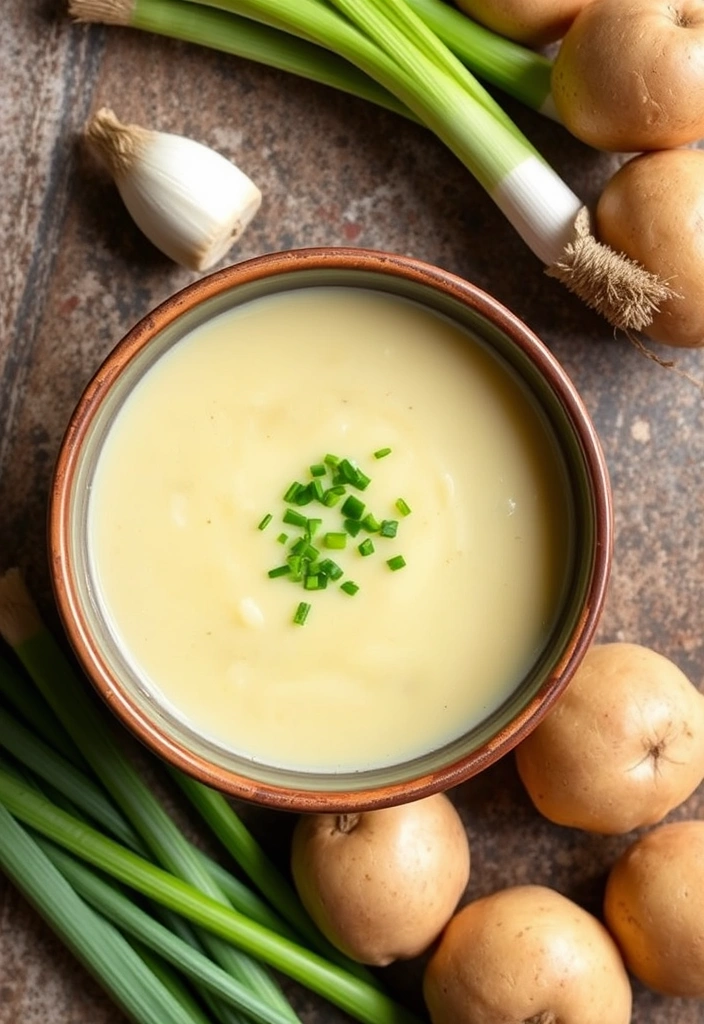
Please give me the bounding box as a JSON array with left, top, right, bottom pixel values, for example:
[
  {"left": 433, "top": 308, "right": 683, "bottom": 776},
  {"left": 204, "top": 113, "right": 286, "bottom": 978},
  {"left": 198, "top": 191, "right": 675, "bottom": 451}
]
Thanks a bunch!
[
  {"left": 604, "top": 820, "right": 704, "bottom": 997},
  {"left": 290, "top": 793, "right": 470, "bottom": 965},
  {"left": 424, "top": 885, "right": 632, "bottom": 1024},
  {"left": 596, "top": 149, "right": 704, "bottom": 349},
  {"left": 515, "top": 642, "right": 704, "bottom": 833},
  {"left": 551, "top": 0, "right": 704, "bottom": 151},
  {"left": 454, "top": 0, "right": 592, "bottom": 46}
]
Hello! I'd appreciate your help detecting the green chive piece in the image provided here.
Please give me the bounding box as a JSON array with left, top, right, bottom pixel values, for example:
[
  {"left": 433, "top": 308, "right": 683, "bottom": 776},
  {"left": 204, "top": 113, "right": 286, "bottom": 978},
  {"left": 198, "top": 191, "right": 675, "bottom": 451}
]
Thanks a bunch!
[
  {"left": 361, "top": 513, "right": 381, "bottom": 533},
  {"left": 340, "top": 581, "right": 360, "bottom": 596},
  {"left": 293, "top": 484, "right": 314, "bottom": 506},
  {"left": 324, "top": 533, "right": 347, "bottom": 550},
  {"left": 343, "top": 519, "right": 363, "bottom": 537},
  {"left": 309, "top": 478, "right": 325, "bottom": 502},
  {"left": 309, "top": 463, "right": 326, "bottom": 477},
  {"left": 283, "top": 482, "right": 303, "bottom": 503},
  {"left": 322, "top": 486, "right": 346, "bottom": 507},
  {"left": 267, "top": 565, "right": 291, "bottom": 579},
  {"left": 276, "top": 533, "right": 288, "bottom": 545},
  {"left": 304, "top": 574, "right": 327, "bottom": 591},
  {"left": 373, "top": 447, "right": 392, "bottom": 459},
  {"left": 293, "top": 602, "right": 311, "bottom": 625},
  {"left": 341, "top": 495, "right": 365, "bottom": 520},
  {"left": 306, "top": 518, "right": 322, "bottom": 537},
  {"left": 387, "top": 555, "right": 407, "bottom": 571},
  {"left": 380, "top": 519, "right": 399, "bottom": 538},
  {"left": 257, "top": 514, "right": 273, "bottom": 531},
  {"left": 286, "top": 555, "right": 303, "bottom": 581},
  {"left": 396, "top": 498, "right": 412, "bottom": 517},
  {"left": 358, "top": 539, "right": 375, "bottom": 557},
  {"left": 324, "top": 454, "right": 340, "bottom": 467},
  {"left": 354, "top": 470, "right": 371, "bottom": 491},
  {"left": 318, "top": 559, "right": 343, "bottom": 581},
  {"left": 283, "top": 509, "right": 307, "bottom": 528}
]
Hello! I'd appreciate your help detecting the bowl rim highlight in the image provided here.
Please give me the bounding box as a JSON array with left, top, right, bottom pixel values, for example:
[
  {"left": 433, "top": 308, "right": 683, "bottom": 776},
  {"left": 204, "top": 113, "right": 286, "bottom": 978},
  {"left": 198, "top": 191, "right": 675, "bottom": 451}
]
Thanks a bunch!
[{"left": 49, "top": 246, "right": 613, "bottom": 812}]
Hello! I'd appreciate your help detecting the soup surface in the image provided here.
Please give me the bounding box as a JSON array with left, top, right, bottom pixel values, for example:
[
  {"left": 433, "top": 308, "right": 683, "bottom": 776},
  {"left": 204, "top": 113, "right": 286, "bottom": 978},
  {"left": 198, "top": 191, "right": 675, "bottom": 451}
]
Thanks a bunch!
[{"left": 88, "top": 287, "right": 573, "bottom": 772}]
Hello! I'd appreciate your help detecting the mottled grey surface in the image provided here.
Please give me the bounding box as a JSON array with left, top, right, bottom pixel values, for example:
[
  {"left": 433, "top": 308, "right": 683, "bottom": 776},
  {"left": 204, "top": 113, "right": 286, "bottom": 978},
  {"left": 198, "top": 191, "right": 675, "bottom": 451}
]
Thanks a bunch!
[{"left": 2, "top": 2, "right": 704, "bottom": 1023}]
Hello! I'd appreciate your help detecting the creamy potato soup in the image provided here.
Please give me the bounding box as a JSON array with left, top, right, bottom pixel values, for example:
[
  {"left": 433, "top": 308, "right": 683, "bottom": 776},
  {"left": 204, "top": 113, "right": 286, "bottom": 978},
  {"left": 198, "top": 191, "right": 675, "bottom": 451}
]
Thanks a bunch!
[{"left": 88, "top": 287, "right": 573, "bottom": 772}]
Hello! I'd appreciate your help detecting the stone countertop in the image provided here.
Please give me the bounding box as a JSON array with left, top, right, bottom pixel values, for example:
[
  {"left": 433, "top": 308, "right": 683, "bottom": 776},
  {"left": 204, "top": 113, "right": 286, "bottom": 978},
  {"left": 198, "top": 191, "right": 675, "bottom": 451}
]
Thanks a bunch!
[{"left": 1, "top": 3, "right": 703, "bottom": 1023}]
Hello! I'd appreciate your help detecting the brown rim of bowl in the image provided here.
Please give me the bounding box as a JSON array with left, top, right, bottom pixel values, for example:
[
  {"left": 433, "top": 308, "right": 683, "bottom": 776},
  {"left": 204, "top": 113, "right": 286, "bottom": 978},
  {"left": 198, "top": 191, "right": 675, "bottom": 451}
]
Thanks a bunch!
[{"left": 49, "top": 246, "right": 613, "bottom": 813}]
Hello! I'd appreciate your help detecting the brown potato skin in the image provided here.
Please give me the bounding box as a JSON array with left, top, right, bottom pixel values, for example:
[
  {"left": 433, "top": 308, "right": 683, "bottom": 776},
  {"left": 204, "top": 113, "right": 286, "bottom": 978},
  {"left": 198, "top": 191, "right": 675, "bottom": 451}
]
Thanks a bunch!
[
  {"left": 552, "top": 0, "right": 704, "bottom": 151},
  {"left": 454, "top": 0, "right": 590, "bottom": 46},
  {"left": 604, "top": 821, "right": 704, "bottom": 996},
  {"left": 290, "top": 793, "right": 470, "bottom": 966},
  {"left": 596, "top": 149, "right": 704, "bottom": 348},
  {"left": 424, "top": 885, "right": 632, "bottom": 1024},
  {"left": 515, "top": 643, "right": 704, "bottom": 833}
]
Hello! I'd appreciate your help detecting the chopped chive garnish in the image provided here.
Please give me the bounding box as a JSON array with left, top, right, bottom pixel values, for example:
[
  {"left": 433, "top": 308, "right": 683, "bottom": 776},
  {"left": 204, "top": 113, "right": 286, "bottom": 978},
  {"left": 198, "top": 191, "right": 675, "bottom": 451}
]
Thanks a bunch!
[
  {"left": 319, "top": 558, "right": 343, "bottom": 580},
  {"left": 293, "top": 601, "right": 311, "bottom": 625},
  {"left": 306, "top": 517, "right": 322, "bottom": 537},
  {"left": 362, "top": 513, "right": 381, "bottom": 533},
  {"left": 293, "top": 483, "right": 314, "bottom": 506},
  {"left": 283, "top": 508, "right": 308, "bottom": 528},
  {"left": 277, "top": 532, "right": 288, "bottom": 544},
  {"left": 358, "top": 539, "right": 375, "bottom": 557},
  {"left": 322, "top": 485, "right": 346, "bottom": 507},
  {"left": 380, "top": 519, "right": 399, "bottom": 538},
  {"left": 290, "top": 539, "right": 319, "bottom": 560},
  {"left": 340, "top": 581, "right": 360, "bottom": 596},
  {"left": 387, "top": 555, "right": 406, "bottom": 571},
  {"left": 283, "top": 482, "right": 303, "bottom": 502},
  {"left": 324, "top": 454, "right": 340, "bottom": 467},
  {"left": 324, "top": 532, "right": 347, "bottom": 550},
  {"left": 310, "top": 478, "right": 325, "bottom": 502},
  {"left": 343, "top": 518, "right": 363, "bottom": 537},
  {"left": 374, "top": 447, "right": 392, "bottom": 459},
  {"left": 341, "top": 495, "right": 365, "bottom": 520},
  {"left": 304, "top": 574, "right": 327, "bottom": 591},
  {"left": 309, "top": 463, "right": 327, "bottom": 477},
  {"left": 355, "top": 470, "right": 371, "bottom": 491},
  {"left": 396, "top": 498, "right": 412, "bottom": 517},
  {"left": 267, "top": 565, "right": 291, "bottom": 579},
  {"left": 257, "top": 513, "right": 273, "bottom": 530}
]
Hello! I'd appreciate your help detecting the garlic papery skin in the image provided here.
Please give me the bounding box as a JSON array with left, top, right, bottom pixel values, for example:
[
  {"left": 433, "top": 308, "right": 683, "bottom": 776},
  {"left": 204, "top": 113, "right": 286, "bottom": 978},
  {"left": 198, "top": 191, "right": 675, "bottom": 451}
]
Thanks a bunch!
[{"left": 84, "top": 108, "right": 262, "bottom": 271}]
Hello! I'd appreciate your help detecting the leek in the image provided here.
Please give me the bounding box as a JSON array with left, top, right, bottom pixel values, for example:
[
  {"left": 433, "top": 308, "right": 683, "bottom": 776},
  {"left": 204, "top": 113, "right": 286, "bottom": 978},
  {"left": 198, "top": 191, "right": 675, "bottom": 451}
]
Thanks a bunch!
[
  {"left": 70, "top": 0, "right": 414, "bottom": 120},
  {"left": 0, "top": 768, "right": 422, "bottom": 1024},
  {"left": 0, "top": 570, "right": 296, "bottom": 1024},
  {"left": 72, "top": 0, "right": 673, "bottom": 329},
  {"left": 0, "top": 799, "right": 204, "bottom": 1024}
]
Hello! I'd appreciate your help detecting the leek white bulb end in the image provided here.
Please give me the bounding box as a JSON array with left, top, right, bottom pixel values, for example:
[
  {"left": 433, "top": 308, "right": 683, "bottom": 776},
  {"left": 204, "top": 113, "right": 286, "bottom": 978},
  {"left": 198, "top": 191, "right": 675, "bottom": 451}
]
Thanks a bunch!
[{"left": 84, "top": 107, "right": 262, "bottom": 272}]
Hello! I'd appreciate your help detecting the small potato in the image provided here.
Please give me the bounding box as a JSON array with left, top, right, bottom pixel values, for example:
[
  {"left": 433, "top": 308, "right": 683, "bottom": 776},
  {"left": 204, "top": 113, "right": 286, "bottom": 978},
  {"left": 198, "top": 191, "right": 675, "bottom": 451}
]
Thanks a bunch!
[
  {"left": 454, "top": 0, "right": 591, "bottom": 46},
  {"left": 424, "top": 885, "right": 632, "bottom": 1024},
  {"left": 604, "top": 820, "right": 704, "bottom": 997},
  {"left": 290, "top": 793, "right": 470, "bottom": 966},
  {"left": 515, "top": 642, "right": 704, "bottom": 833}
]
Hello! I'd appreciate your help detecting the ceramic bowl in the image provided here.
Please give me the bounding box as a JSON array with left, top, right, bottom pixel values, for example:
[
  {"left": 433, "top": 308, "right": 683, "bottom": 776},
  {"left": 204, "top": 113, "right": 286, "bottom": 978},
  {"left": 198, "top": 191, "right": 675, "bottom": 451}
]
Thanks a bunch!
[{"left": 49, "top": 247, "right": 612, "bottom": 812}]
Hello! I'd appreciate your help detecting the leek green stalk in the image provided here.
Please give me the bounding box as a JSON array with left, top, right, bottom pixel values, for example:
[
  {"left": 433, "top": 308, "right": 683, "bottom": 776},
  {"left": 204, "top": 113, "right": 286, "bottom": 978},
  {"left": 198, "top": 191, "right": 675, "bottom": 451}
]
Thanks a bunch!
[
  {"left": 0, "top": 799, "right": 203, "bottom": 1024},
  {"left": 0, "top": 767, "right": 422, "bottom": 1024}
]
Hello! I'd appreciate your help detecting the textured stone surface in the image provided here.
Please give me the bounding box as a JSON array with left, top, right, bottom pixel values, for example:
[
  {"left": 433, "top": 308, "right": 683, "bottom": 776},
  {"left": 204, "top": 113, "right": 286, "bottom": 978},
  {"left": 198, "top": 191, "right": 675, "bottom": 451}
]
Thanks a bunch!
[{"left": 2, "top": 2, "right": 704, "bottom": 1023}]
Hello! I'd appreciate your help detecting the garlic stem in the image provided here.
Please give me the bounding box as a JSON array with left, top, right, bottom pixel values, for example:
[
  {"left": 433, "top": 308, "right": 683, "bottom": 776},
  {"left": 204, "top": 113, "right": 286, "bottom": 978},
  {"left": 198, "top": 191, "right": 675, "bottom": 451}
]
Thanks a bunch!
[{"left": 84, "top": 107, "right": 262, "bottom": 271}]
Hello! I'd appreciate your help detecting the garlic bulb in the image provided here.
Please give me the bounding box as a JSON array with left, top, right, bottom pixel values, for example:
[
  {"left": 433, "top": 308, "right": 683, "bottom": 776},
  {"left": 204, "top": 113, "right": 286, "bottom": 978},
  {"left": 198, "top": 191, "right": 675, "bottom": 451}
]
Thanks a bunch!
[{"left": 84, "top": 108, "right": 262, "bottom": 271}]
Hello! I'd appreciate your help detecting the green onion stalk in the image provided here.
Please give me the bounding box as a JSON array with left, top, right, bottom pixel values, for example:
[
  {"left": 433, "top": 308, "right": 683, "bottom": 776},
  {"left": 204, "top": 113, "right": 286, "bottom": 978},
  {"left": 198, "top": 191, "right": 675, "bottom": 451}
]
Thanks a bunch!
[
  {"left": 69, "top": 0, "right": 672, "bottom": 331},
  {"left": 0, "top": 767, "right": 422, "bottom": 1024}
]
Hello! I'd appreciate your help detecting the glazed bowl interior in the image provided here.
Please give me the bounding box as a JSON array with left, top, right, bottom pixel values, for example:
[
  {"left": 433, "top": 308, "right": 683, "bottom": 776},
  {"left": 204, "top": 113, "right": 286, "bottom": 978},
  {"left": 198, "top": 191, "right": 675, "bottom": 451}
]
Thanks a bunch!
[{"left": 50, "top": 247, "right": 612, "bottom": 812}]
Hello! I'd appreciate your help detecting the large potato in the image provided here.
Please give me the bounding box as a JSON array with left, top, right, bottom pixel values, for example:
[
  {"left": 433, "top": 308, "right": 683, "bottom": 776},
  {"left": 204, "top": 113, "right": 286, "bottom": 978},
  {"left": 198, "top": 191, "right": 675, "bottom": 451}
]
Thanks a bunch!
[
  {"left": 604, "top": 820, "right": 704, "bottom": 997},
  {"left": 290, "top": 793, "right": 470, "bottom": 965},
  {"left": 515, "top": 643, "right": 704, "bottom": 833},
  {"left": 424, "top": 885, "right": 632, "bottom": 1024}
]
